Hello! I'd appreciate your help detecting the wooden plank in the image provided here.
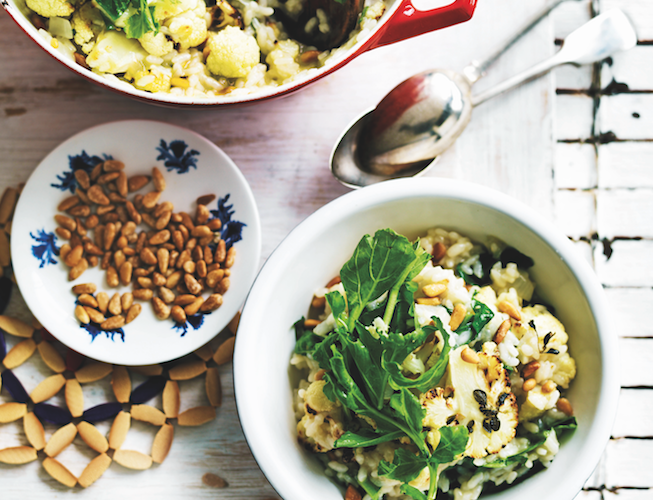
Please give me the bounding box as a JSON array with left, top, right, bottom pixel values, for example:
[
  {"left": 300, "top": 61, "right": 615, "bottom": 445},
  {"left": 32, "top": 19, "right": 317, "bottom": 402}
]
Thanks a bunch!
[
  {"left": 554, "top": 142, "right": 596, "bottom": 189},
  {"left": 600, "top": 0, "right": 653, "bottom": 41},
  {"left": 604, "top": 287, "right": 653, "bottom": 338},
  {"left": 619, "top": 338, "right": 653, "bottom": 387},
  {"left": 604, "top": 438, "right": 653, "bottom": 488},
  {"left": 556, "top": 94, "right": 595, "bottom": 140},
  {"left": 598, "top": 142, "right": 653, "bottom": 189},
  {"left": 612, "top": 389, "right": 653, "bottom": 438},
  {"left": 604, "top": 489, "right": 653, "bottom": 500},
  {"left": 554, "top": 189, "right": 596, "bottom": 238},
  {"left": 553, "top": 0, "right": 592, "bottom": 39},
  {"left": 597, "top": 189, "right": 653, "bottom": 238},
  {"left": 601, "top": 46, "right": 653, "bottom": 91},
  {"left": 574, "top": 490, "right": 602, "bottom": 500},
  {"left": 599, "top": 94, "right": 653, "bottom": 140},
  {"left": 594, "top": 240, "right": 653, "bottom": 287}
]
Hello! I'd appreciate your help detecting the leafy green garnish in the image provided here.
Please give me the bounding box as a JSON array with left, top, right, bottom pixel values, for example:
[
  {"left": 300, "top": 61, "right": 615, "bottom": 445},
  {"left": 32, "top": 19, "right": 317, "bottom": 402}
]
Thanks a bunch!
[
  {"left": 95, "top": 0, "right": 160, "bottom": 38},
  {"left": 297, "top": 229, "right": 468, "bottom": 500}
]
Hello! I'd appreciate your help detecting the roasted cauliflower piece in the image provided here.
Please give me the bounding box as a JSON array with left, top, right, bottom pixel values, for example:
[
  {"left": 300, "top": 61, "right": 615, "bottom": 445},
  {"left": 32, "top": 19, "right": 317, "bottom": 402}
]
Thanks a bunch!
[
  {"left": 138, "top": 31, "right": 174, "bottom": 57},
  {"left": 422, "top": 346, "right": 519, "bottom": 459},
  {"left": 297, "top": 380, "right": 344, "bottom": 452},
  {"left": 205, "top": 26, "right": 260, "bottom": 78},
  {"left": 86, "top": 31, "right": 148, "bottom": 74},
  {"left": 27, "top": 0, "right": 74, "bottom": 18}
]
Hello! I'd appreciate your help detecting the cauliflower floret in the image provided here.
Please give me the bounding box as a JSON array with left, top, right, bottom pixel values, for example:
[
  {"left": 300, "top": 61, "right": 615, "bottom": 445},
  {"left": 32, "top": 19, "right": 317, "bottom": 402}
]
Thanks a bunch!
[
  {"left": 205, "top": 26, "right": 260, "bottom": 79},
  {"left": 152, "top": 0, "right": 199, "bottom": 23},
  {"left": 86, "top": 31, "right": 148, "bottom": 74},
  {"left": 130, "top": 66, "right": 172, "bottom": 93},
  {"left": 27, "top": 0, "right": 74, "bottom": 18},
  {"left": 265, "top": 39, "right": 300, "bottom": 82},
  {"left": 297, "top": 379, "right": 343, "bottom": 452},
  {"left": 519, "top": 386, "right": 560, "bottom": 422},
  {"left": 71, "top": 3, "right": 105, "bottom": 54},
  {"left": 422, "top": 346, "right": 519, "bottom": 459},
  {"left": 304, "top": 380, "right": 337, "bottom": 413},
  {"left": 166, "top": 10, "right": 208, "bottom": 50},
  {"left": 139, "top": 30, "right": 174, "bottom": 57},
  {"left": 521, "top": 305, "right": 569, "bottom": 346}
]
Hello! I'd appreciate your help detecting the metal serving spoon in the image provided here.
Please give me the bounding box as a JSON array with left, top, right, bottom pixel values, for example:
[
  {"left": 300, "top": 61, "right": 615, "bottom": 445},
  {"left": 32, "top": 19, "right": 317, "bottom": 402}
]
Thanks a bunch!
[
  {"left": 330, "top": 6, "right": 637, "bottom": 188},
  {"left": 276, "top": 0, "right": 365, "bottom": 50}
]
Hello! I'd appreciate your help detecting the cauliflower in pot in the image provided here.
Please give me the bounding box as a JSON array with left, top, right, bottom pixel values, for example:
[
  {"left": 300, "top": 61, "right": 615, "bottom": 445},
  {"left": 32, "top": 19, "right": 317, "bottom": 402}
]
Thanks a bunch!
[
  {"left": 23, "top": 0, "right": 389, "bottom": 98},
  {"left": 291, "top": 228, "right": 578, "bottom": 500}
]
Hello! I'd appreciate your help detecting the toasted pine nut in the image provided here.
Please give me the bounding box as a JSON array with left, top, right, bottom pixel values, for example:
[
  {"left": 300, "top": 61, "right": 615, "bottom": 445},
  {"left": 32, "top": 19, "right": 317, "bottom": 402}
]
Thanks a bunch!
[
  {"left": 461, "top": 347, "right": 480, "bottom": 364},
  {"left": 498, "top": 300, "right": 522, "bottom": 321},
  {"left": 494, "top": 319, "right": 511, "bottom": 344},
  {"left": 304, "top": 319, "right": 320, "bottom": 328},
  {"left": 556, "top": 397, "right": 574, "bottom": 416},
  {"left": 416, "top": 297, "right": 440, "bottom": 306},
  {"left": 522, "top": 360, "right": 540, "bottom": 379},
  {"left": 449, "top": 304, "right": 466, "bottom": 331},
  {"left": 432, "top": 242, "right": 446, "bottom": 261},
  {"left": 423, "top": 283, "right": 447, "bottom": 298},
  {"left": 522, "top": 378, "right": 537, "bottom": 392},
  {"left": 542, "top": 380, "right": 557, "bottom": 393}
]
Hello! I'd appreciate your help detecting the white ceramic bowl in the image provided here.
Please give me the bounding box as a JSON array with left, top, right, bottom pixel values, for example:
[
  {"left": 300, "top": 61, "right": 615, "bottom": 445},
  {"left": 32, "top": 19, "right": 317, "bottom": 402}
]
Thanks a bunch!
[{"left": 234, "top": 177, "right": 618, "bottom": 500}]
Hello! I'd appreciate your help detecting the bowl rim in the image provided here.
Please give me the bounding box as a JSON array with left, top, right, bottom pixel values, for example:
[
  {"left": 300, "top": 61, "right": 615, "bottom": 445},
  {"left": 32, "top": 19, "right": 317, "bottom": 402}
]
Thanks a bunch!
[
  {"left": 3, "top": 0, "right": 400, "bottom": 107},
  {"left": 234, "top": 177, "right": 619, "bottom": 500}
]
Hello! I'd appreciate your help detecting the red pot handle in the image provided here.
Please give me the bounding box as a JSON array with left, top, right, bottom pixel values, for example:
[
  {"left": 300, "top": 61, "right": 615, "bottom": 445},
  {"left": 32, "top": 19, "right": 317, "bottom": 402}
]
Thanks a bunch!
[{"left": 369, "top": 0, "right": 477, "bottom": 49}]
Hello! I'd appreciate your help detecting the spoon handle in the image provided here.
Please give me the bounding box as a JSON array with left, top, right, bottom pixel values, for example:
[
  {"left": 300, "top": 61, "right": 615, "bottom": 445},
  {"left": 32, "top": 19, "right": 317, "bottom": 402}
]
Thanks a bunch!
[
  {"left": 470, "top": 8, "right": 637, "bottom": 107},
  {"left": 464, "top": 0, "right": 572, "bottom": 84}
]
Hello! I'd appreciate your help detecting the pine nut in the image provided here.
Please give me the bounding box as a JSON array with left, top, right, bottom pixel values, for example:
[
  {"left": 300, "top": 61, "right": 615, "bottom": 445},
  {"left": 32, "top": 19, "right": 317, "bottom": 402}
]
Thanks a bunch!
[
  {"left": 461, "top": 347, "right": 480, "bottom": 364},
  {"left": 449, "top": 304, "right": 466, "bottom": 331},
  {"left": 522, "top": 378, "right": 537, "bottom": 392}
]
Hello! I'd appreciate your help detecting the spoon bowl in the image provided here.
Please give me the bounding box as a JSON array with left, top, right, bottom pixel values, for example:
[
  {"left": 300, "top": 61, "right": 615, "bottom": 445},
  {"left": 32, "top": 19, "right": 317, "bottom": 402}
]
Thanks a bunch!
[{"left": 331, "top": 7, "right": 637, "bottom": 187}]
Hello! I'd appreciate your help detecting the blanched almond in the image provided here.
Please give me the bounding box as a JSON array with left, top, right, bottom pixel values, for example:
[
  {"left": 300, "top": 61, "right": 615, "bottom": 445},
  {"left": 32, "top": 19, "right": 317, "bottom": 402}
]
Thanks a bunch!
[
  {"left": 0, "top": 402, "right": 27, "bottom": 423},
  {"left": 78, "top": 453, "right": 112, "bottom": 488},
  {"left": 37, "top": 341, "right": 66, "bottom": 373},
  {"left": 169, "top": 359, "right": 206, "bottom": 381},
  {"left": 108, "top": 411, "right": 130, "bottom": 450},
  {"left": 77, "top": 421, "right": 109, "bottom": 453},
  {"left": 23, "top": 412, "right": 46, "bottom": 450},
  {"left": 44, "top": 422, "right": 77, "bottom": 457},
  {"left": 111, "top": 365, "right": 131, "bottom": 403},
  {"left": 3, "top": 338, "right": 37, "bottom": 369},
  {"left": 113, "top": 449, "right": 153, "bottom": 470},
  {"left": 151, "top": 423, "right": 174, "bottom": 464},
  {"left": 43, "top": 457, "right": 77, "bottom": 487},
  {"left": 205, "top": 367, "right": 222, "bottom": 407},
  {"left": 30, "top": 374, "right": 66, "bottom": 404},
  {"left": 194, "top": 343, "right": 213, "bottom": 362},
  {"left": 131, "top": 404, "right": 166, "bottom": 426},
  {"left": 162, "top": 380, "right": 180, "bottom": 418},
  {"left": 0, "top": 315, "right": 34, "bottom": 338},
  {"left": 177, "top": 406, "right": 216, "bottom": 426},
  {"left": 0, "top": 446, "right": 38, "bottom": 464},
  {"left": 75, "top": 362, "right": 113, "bottom": 383},
  {"left": 65, "top": 379, "right": 84, "bottom": 417},
  {"left": 212, "top": 336, "right": 235, "bottom": 365}
]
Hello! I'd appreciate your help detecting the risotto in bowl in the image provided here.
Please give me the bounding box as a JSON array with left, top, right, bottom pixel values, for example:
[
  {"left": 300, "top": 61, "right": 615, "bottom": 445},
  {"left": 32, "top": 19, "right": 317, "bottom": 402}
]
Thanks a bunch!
[
  {"left": 234, "top": 178, "right": 618, "bottom": 500},
  {"left": 3, "top": 0, "right": 475, "bottom": 105}
]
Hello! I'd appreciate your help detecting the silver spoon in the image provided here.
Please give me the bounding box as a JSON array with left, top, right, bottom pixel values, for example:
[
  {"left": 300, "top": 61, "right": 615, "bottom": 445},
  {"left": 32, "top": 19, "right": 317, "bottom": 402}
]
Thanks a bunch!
[{"left": 331, "top": 6, "right": 637, "bottom": 188}]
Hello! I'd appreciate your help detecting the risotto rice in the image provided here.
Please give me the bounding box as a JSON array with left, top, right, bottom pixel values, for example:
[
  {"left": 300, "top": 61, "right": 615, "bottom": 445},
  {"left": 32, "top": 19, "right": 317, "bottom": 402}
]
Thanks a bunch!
[
  {"left": 290, "top": 228, "right": 577, "bottom": 500},
  {"left": 21, "top": 0, "right": 389, "bottom": 99}
]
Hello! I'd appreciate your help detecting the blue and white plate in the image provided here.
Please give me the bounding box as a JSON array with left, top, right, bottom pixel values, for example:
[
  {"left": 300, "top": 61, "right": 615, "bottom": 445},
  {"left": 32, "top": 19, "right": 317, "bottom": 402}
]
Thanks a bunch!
[{"left": 12, "top": 120, "right": 261, "bottom": 365}]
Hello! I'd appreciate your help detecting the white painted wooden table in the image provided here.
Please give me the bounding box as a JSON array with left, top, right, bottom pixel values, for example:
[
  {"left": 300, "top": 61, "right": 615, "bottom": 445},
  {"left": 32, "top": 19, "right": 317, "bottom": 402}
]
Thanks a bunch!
[{"left": 0, "top": 0, "right": 651, "bottom": 498}]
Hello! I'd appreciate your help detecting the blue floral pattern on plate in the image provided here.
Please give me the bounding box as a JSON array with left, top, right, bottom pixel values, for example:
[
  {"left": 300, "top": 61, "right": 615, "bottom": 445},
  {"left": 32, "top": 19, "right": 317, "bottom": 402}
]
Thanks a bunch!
[
  {"left": 156, "top": 139, "right": 199, "bottom": 174},
  {"left": 172, "top": 313, "right": 205, "bottom": 337},
  {"left": 51, "top": 151, "right": 111, "bottom": 193},
  {"left": 30, "top": 229, "right": 59, "bottom": 268},
  {"left": 15, "top": 120, "right": 260, "bottom": 365}
]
